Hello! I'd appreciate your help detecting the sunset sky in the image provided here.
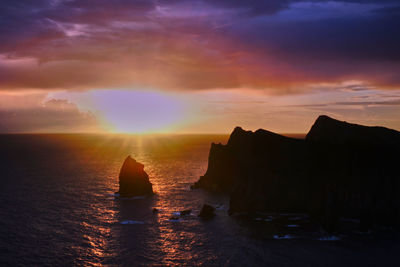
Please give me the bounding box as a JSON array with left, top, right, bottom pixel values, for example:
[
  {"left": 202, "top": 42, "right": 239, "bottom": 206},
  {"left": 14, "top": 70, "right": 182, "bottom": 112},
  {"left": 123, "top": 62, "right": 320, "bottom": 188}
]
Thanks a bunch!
[{"left": 1, "top": 0, "right": 399, "bottom": 133}]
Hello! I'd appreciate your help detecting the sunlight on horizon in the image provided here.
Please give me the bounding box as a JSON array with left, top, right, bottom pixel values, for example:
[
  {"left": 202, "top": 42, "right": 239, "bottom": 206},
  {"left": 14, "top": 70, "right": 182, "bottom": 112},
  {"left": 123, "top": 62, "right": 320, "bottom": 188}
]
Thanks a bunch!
[
  {"left": 94, "top": 90, "right": 186, "bottom": 133},
  {"left": 49, "top": 89, "right": 189, "bottom": 134},
  {"left": 46, "top": 87, "right": 400, "bottom": 134}
]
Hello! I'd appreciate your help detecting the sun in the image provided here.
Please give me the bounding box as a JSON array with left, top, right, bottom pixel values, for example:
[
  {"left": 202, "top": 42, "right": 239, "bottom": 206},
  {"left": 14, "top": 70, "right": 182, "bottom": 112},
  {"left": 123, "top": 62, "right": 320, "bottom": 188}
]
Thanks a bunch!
[{"left": 92, "top": 90, "right": 185, "bottom": 133}]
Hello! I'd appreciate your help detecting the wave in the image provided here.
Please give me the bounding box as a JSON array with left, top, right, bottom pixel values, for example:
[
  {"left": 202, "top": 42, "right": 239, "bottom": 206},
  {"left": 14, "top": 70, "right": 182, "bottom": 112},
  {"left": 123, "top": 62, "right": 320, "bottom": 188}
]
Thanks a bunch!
[
  {"left": 120, "top": 220, "right": 145, "bottom": 225},
  {"left": 273, "top": 234, "right": 295, "bottom": 240},
  {"left": 318, "top": 236, "right": 340, "bottom": 241}
]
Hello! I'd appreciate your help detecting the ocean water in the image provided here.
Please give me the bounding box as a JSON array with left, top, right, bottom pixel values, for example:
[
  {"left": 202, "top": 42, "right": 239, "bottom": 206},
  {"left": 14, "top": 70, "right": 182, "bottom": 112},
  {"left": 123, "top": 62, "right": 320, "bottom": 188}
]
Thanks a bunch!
[{"left": 0, "top": 134, "right": 399, "bottom": 266}]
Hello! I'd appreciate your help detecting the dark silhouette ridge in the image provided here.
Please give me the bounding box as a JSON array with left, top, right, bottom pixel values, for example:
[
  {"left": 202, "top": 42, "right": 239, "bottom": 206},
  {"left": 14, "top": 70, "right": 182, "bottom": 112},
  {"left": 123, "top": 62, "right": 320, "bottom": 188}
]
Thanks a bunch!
[
  {"left": 116, "top": 156, "right": 153, "bottom": 197},
  {"left": 307, "top": 115, "right": 400, "bottom": 146},
  {"left": 193, "top": 115, "right": 400, "bottom": 231}
]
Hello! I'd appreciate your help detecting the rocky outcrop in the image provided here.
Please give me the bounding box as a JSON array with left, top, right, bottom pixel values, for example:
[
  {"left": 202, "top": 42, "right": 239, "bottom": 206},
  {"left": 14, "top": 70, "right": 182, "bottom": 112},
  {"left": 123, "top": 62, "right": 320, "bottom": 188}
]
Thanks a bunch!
[
  {"left": 198, "top": 204, "right": 216, "bottom": 219},
  {"left": 194, "top": 116, "right": 400, "bottom": 231},
  {"left": 116, "top": 156, "right": 153, "bottom": 197}
]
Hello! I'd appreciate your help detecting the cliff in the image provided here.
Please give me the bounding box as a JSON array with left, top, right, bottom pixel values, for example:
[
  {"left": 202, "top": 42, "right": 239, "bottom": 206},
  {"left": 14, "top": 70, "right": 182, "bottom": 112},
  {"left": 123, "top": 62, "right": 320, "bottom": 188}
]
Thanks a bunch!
[{"left": 194, "top": 116, "right": 400, "bottom": 231}]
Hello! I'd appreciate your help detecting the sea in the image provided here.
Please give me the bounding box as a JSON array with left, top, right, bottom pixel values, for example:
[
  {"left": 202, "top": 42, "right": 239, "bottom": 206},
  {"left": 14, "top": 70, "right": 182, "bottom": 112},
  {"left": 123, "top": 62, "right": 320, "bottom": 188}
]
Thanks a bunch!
[{"left": 0, "top": 134, "right": 399, "bottom": 266}]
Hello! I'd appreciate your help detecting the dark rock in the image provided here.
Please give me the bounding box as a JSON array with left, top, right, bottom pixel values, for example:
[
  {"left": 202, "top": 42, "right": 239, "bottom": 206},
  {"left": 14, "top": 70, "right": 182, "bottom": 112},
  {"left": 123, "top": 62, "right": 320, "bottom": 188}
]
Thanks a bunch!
[
  {"left": 180, "top": 209, "right": 192, "bottom": 216},
  {"left": 152, "top": 208, "right": 159, "bottom": 214},
  {"left": 198, "top": 204, "right": 215, "bottom": 219},
  {"left": 116, "top": 156, "right": 153, "bottom": 197},
  {"left": 169, "top": 216, "right": 180, "bottom": 221},
  {"left": 194, "top": 115, "right": 400, "bottom": 231}
]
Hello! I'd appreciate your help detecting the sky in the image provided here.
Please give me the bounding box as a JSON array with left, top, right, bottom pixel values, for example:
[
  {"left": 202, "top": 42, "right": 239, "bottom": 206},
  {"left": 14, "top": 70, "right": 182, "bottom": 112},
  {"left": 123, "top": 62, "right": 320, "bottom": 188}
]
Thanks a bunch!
[{"left": 0, "top": 0, "right": 399, "bottom": 133}]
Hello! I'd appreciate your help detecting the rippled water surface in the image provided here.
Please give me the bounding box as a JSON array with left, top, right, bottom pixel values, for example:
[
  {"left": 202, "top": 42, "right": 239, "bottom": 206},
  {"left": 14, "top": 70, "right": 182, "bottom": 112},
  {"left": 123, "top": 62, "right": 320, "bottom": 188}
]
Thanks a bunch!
[{"left": 0, "top": 134, "right": 399, "bottom": 266}]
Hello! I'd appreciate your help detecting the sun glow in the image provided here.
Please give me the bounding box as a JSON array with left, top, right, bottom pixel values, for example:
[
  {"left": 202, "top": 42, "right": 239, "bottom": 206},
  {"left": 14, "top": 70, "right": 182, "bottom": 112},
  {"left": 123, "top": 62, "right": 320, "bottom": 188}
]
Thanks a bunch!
[{"left": 89, "top": 90, "right": 186, "bottom": 133}]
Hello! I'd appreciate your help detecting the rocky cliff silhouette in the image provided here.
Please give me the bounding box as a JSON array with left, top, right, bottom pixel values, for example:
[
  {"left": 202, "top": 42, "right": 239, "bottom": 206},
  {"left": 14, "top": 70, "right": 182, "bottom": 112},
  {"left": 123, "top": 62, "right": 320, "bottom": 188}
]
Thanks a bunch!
[{"left": 193, "top": 115, "right": 400, "bottom": 231}]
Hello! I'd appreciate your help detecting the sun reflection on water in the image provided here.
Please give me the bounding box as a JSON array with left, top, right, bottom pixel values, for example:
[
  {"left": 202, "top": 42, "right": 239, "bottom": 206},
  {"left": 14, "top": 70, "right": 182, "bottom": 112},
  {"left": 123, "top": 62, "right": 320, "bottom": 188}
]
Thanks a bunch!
[{"left": 60, "top": 133, "right": 228, "bottom": 265}]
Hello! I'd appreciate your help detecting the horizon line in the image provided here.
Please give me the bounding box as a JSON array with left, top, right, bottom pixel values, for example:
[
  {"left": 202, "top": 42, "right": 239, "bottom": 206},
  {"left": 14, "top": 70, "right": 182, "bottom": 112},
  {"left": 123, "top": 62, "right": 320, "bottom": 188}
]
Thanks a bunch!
[{"left": 0, "top": 131, "right": 307, "bottom": 136}]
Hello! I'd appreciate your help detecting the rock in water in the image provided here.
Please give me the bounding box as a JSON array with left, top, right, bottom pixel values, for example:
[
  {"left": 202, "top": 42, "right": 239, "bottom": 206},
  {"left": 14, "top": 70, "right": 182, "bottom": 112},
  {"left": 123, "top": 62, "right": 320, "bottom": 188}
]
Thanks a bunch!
[
  {"left": 180, "top": 209, "right": 192, "bottom": 216},
  {"left": 116, "top": 156, "right": 153, "bottom": 197},
  {"left": 198, "top": 204, "right": 216, "bottom": 219}
]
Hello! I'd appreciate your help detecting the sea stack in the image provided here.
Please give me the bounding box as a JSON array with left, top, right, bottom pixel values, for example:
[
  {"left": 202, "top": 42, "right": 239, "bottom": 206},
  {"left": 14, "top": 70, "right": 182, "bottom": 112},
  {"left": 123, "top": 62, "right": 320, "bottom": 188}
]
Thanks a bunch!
[{"left": 116, "top": 156, "right": 153, "bottom": 197}]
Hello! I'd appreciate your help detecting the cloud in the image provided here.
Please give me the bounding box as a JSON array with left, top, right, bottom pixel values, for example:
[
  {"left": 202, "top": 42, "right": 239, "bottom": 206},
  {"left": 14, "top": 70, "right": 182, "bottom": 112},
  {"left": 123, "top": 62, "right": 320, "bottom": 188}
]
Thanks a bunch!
[
  {"left": 0, "top": 0, "right": 399, "bottom": 92},
  {"left": 287, "top": 98, "right": 400, "bottom": 108},
  {"left": 339, "top": 84, "right": 373, "bottom": 92},
  {"left": 0, "top": 97, "right": 100, "bottom": 133},
  {"left": 335, "top": 99, "right": 400, "bottom": 106}
]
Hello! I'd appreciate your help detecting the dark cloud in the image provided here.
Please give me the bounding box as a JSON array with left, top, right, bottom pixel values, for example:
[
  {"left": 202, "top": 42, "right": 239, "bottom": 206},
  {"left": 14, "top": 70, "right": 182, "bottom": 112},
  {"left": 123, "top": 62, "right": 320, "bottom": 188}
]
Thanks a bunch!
[
  {"left": 201, "top": 0, "right": 292, "bottom": 16},
  {"left": 221, "top": 8, "right": 400, "bottom": 88},
  {"left": 229, "top": 14, "right": 400, "bottom": 62},
  {"left": 203, "top": 0, "right": 400, "bottom": 17},
  {"left": 373, "top": 5, "right": 400, "bottom": 15}
]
